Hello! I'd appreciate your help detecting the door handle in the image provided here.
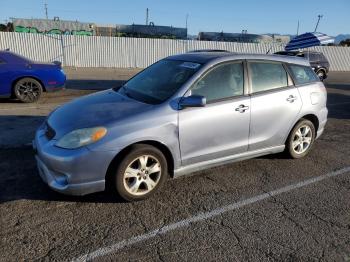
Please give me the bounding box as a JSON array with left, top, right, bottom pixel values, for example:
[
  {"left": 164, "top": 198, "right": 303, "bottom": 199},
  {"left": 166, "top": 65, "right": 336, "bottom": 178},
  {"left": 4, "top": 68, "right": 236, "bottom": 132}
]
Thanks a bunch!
[
  {"left": 286, "top": 95, "right": 297, "bottom": 103},
  {"left": 235, "top": 104, "right": 249, "bottom": 113}
]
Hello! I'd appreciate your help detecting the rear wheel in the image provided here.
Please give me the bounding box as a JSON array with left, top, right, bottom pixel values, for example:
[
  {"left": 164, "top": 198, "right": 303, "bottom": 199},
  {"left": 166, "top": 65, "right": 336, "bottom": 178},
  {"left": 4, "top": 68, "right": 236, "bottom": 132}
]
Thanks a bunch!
[
  {"left": 13, "top": 78, "right": 43, "bottom": 103},
  {"left": 286, "top": 119, "right": 315, "bottom": 159},
  {"left": 114, "top": 144, "right": 168, "bottom": 201}
]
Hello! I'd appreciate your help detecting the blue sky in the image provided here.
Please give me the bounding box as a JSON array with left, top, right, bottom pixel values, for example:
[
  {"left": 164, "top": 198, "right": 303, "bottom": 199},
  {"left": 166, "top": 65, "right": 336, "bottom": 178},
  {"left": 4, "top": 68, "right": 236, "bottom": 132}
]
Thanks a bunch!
[{"left": 0, "top": 0, "right": 348, "bottom": 36}]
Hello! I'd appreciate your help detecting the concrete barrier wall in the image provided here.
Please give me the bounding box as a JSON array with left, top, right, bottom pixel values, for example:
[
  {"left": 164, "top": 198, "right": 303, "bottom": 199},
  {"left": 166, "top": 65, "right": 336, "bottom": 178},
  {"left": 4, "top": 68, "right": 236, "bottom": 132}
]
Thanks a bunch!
[{"left": 1, "top": 32, "right": 349, "bottom": 71}]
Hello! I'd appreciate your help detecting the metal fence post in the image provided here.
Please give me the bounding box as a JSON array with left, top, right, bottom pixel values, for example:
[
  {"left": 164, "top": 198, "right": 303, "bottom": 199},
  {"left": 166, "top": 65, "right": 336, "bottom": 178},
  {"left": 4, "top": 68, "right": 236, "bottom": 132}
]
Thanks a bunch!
[{"left": 60, "top": 34, "right": 66, "bottom": 66}]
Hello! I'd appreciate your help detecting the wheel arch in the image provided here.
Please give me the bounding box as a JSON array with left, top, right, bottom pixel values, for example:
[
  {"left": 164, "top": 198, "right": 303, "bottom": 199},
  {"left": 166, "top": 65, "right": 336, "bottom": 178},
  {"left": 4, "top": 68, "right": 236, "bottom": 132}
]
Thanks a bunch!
[
  {"left": 285, "top": 114, "right": 319, "bottom": 145},
  {"left": 301, "top": 114, "right": 319, "bottom": 134},
  {"left": 105, "top": 140, "right": 175, "bottom": 189},
  {"left": 315, "top": 67, "right": 326, "bottom": 74}
]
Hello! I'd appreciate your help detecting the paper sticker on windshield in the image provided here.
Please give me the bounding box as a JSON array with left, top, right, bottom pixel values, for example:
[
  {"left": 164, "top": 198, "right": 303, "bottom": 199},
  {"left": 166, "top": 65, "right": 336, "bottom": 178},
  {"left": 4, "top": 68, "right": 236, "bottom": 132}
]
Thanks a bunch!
[{"left": 179, "top": 62, "right": 201, "bottom": 69}]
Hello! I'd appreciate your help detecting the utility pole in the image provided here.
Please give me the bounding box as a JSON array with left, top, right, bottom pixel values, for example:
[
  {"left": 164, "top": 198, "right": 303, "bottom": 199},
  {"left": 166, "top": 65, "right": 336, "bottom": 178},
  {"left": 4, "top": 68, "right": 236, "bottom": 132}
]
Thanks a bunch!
[
  {"left": 185, "top": 14, "right": 189, "bottom": 30},
  {"left": 296, "top": 20, "right": 299, "bottom": 36},
  {"left": 146, "top": 8, "right": 149, "bottom": 25},
  {"left": 314, "top": 15, "right": 323, "bottom": 32},
  {"left": 44, "top": 3, "right": 48, "bottom": 19}
]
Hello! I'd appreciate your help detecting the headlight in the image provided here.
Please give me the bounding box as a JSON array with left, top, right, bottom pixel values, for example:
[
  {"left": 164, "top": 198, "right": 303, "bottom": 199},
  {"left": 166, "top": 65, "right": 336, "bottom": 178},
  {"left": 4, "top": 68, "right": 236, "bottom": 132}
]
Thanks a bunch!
[{"left": 55, "top": 127, "right": 107, "bottom": 149}]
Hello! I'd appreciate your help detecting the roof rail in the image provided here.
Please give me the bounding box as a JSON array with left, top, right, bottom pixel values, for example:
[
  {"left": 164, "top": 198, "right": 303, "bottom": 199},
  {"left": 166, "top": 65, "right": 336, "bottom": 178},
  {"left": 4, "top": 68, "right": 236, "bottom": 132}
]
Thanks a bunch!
[{"left": 188, "top": 49, "right": 231, "bottom": 53}]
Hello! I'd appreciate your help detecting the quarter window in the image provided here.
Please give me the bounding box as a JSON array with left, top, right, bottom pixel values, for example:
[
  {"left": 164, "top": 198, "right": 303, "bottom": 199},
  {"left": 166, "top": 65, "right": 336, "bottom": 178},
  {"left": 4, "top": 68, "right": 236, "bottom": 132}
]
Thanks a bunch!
[
  {"left": 190, "top": 62, "right": 244, "bottom": 103},
  {"left": 288, "top": 65, "right": 319, "bottom": 85},
  {"left": 249, "top": 62, "right": 288, "bottom": 93}
]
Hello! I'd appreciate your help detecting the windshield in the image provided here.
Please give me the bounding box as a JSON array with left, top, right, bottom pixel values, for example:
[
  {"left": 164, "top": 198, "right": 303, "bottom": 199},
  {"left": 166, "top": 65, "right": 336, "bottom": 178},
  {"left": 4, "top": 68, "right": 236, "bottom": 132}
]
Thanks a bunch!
[{"left": 117, "top": 59, "right": 202, "bottom": 104}]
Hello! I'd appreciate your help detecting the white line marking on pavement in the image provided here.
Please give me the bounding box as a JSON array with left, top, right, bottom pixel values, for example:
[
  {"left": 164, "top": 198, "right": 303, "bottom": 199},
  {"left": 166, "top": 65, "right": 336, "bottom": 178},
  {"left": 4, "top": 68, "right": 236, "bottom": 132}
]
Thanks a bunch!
[{"left": 73, "top": 166, "right": 350, "bottom": 262}]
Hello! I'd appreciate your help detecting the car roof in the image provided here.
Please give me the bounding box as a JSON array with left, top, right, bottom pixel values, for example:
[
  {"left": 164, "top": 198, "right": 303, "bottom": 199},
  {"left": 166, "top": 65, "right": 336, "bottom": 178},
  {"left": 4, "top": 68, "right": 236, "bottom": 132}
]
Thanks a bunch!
[
  {"left": 167, "top": 51, "right": 310, "bottom": 66},
  {"left": 0, "top": 50, "right": 32, "bottom": 64}
]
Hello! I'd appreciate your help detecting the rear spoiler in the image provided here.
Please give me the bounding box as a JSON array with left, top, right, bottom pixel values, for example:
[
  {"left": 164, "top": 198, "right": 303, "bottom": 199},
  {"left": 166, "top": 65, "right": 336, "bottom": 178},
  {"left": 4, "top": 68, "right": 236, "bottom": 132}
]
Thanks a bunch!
[{"left": 52, "top": 60, "right": 62, "bottom": 68}]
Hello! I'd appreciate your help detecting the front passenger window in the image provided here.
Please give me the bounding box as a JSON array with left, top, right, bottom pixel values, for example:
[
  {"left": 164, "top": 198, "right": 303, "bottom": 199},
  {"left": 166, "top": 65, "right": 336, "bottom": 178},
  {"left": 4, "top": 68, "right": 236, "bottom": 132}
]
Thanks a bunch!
[{"left": 190, "top": 62, "right": 244, "bottom": 103}]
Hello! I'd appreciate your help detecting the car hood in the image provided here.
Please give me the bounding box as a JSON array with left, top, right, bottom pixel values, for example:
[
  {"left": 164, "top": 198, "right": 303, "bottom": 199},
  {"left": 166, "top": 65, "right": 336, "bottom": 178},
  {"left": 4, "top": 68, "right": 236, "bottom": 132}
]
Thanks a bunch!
[{"left": 48, "top": 89, "right": 152, "bottom": 137}]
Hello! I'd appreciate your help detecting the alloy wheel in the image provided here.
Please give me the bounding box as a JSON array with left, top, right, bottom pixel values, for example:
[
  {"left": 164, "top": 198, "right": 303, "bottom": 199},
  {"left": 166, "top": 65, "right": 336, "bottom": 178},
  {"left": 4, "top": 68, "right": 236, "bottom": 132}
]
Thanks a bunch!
[
  {"left": 292, "top": 125, "right": 313, "bottom": 154},
  {"left": 15, "top": 79, "right": 42, "bottom": 102},
  {"left": 123, "top": 155, "right": 162, "bottom": 196}
]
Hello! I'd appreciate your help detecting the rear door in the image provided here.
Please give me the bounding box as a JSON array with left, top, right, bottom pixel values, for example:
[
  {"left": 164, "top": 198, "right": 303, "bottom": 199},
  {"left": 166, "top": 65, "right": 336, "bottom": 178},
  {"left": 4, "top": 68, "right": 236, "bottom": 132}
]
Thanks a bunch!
[
  {"left": 247, "top": 61, "right": 302, "bottom": 151},
  {"left": 178, "top": 61, "right": 251, "bottom": 166}
]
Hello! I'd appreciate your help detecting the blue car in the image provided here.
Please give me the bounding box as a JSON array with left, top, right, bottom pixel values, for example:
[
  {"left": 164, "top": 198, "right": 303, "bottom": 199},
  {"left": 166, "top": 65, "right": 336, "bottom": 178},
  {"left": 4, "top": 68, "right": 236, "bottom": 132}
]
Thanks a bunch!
[{"left": 0, "top": 50, "right": 66, "bottom": 102}]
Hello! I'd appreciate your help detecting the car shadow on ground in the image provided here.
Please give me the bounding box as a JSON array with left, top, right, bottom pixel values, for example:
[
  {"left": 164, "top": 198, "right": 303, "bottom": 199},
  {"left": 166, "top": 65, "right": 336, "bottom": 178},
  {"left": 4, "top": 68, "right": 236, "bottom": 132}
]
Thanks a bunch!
[
  {"left": 327, "top": 92, "right": 350, "bottom": 119},
  {"left": 325, "top": 83, "right": 350, "bottom": 92},
  {"left": 0, "top": 97, "right": 24, "bottom": 103}
]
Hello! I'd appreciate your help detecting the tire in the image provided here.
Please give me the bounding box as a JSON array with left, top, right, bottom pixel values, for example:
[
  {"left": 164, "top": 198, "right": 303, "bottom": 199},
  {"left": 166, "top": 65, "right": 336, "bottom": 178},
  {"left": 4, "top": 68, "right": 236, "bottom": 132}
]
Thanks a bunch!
[
  {"left": 316, "top": 69, "right": 326, "bottom": 81},
  {"left": 286, "top": 119, "right": 316, "bottom": 159},
  {"left": 13, "top": 77, "right": 43, "bottom": 103},
  {"left": 114, "top": 144, "right": 168, "bottom": 201}
]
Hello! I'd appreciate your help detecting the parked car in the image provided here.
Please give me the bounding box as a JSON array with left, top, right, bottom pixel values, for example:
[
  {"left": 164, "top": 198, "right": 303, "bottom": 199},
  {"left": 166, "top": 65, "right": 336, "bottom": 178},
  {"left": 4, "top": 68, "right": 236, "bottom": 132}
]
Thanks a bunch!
[
  {"left": 33, "top": 52, "right": 327, "bottom": 201},
  {"left": 274, "top": 50, "right": 329, "bottom": 81},
  {"left": 0, "top": 50, "right": 66, "bottom": 102}
]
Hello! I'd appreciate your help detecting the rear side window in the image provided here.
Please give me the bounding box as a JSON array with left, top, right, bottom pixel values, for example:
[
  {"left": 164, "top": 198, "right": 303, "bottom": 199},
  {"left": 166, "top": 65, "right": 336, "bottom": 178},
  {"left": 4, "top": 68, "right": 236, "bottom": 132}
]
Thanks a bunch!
[
  {"left": 248, "top": 62, "right": 288, "bottom": 93},
  {"left": 288, "top": 65, "right": 319, "bottom": 85},
  {"left": 190, "top": 62, "right": 244, "bottom": 103},
  {"left": 320, "top": 53, "right": 328, "bottom": 62},
  {"left": 309, "top": 53, "right": 319, "bottom": 62}
]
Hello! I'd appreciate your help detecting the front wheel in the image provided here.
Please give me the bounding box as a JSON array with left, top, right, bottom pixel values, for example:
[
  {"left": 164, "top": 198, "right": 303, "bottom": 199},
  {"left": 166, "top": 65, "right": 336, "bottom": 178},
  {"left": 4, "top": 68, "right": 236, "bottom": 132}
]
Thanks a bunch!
[
  {"left": 114, "top": 144, "right": 168, "bottom": 201},
  {"left": 13, "top": 77, "right": 43, "bottom": 103},
  {"left": 286, "top": 119, "right": 316, "bottom": 159}
]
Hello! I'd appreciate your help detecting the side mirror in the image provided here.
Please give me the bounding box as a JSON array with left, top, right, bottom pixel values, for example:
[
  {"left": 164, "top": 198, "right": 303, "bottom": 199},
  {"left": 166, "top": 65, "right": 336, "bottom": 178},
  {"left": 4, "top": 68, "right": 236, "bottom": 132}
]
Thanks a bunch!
[{"left": 179, "top": 95, "right": 206, "bottom": 109}]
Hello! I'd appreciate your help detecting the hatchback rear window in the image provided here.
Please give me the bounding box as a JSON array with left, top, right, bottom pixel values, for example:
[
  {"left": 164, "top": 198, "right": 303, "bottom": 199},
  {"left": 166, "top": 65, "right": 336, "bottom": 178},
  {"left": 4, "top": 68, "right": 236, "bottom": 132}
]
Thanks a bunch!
[{"left": 288, "top": 65, "right": 319, "bottom": 85}]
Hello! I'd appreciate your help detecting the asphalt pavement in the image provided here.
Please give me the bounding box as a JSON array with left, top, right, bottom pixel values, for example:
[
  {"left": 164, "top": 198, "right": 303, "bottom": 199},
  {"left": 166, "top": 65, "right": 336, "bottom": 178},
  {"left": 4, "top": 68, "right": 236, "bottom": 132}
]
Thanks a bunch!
[{"left": 0, "top": 70, "right": 349, "bottom": 262}]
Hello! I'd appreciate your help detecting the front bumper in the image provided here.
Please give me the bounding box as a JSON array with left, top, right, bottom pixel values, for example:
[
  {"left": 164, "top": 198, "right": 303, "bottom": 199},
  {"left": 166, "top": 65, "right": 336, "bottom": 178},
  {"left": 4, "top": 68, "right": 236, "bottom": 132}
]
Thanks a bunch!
[
  {"left": 33, "top": 126, "right": 119, "bottom": 196},
  {"left": 35, "top": 154, "right": 105, "bottom": 195}
]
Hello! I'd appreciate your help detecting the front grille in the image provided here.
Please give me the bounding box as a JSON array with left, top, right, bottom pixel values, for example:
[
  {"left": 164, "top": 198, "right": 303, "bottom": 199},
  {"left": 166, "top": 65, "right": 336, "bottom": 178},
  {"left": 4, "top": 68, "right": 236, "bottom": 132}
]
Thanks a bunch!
[{"left": 45, "top": 122, "right": 56, "bottom": 140}]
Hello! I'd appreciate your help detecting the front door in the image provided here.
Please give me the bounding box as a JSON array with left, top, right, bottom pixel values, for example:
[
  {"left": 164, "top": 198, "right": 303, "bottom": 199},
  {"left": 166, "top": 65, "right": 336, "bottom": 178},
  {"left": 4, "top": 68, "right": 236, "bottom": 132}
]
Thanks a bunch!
[{"left": 179, "top": 61, "right": 251, "bottom": 166}]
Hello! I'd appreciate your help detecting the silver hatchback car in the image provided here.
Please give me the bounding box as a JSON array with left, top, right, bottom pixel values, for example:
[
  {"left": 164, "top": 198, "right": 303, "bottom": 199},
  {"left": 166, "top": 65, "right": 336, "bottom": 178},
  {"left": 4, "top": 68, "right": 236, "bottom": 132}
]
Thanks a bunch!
[{"left": 33, "top": 52, "right": 328, "bottom": 201}]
